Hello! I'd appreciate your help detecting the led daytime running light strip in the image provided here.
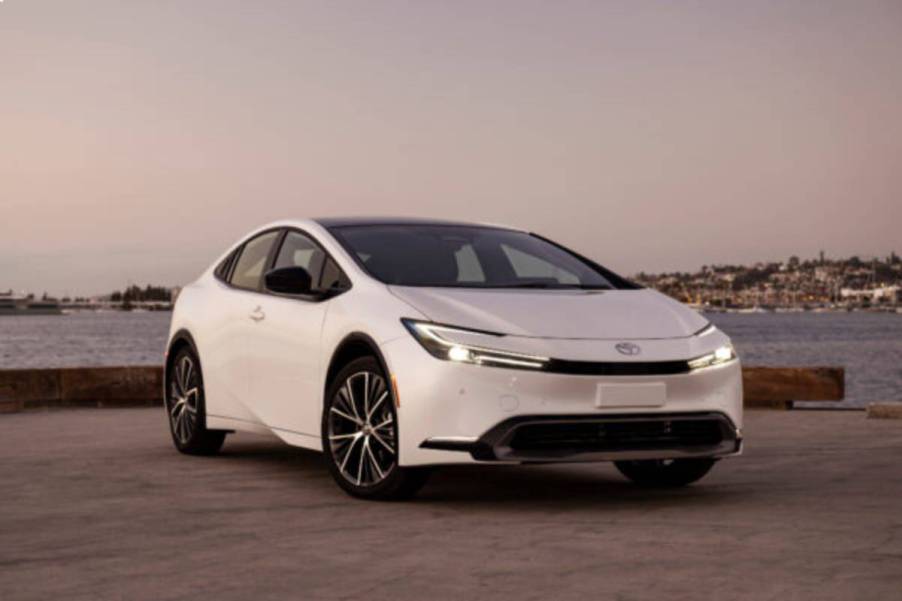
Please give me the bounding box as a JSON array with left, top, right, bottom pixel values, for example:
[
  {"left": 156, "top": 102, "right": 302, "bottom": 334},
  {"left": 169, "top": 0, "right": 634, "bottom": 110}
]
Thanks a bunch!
[{"left": 407, "top": 321, "right": 550, "bottom": 369}]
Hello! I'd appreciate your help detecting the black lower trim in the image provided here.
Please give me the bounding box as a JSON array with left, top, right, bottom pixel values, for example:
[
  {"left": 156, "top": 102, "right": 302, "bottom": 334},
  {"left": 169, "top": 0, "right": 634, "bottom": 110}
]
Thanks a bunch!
[
  {"left": 420, "top": 439, "right": 478, "bottom": 452},
  {"left": 542, "top": 358, "right": 692, "bottom": 376},
  {"left": 421, "top": 412, "right": 741, "bottom": 463}
]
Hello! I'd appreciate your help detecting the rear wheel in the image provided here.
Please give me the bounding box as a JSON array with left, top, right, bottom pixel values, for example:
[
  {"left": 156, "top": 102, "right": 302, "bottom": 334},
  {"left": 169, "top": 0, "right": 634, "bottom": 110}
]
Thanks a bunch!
[
  {"left": 615, "top": 458, "right": 715, "bottom": 487},
  {"left": 323, "top": 356, "right": 429, "bottom": 500},
  {"left": 166, "top": 347, "right": 226, "bottom": 455}
]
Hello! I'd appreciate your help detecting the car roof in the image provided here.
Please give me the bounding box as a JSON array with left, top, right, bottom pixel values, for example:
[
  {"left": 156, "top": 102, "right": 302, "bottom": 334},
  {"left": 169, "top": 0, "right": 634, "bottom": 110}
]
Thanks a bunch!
[{"left": 313, "top": 216, "right": 521, "bottom": 231}]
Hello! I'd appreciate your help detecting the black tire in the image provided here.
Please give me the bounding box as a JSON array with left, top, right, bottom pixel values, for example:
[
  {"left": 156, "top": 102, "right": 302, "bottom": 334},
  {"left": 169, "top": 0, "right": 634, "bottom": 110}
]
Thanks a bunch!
[
  {"left": 614, "top": 458, "right": 716, "bottom": 487},
  {"left": 322, "top": 356, "right": 429, "bottom": 500},
  {"left": 166, "top": 346, "right": 227, "bottom": 455}
]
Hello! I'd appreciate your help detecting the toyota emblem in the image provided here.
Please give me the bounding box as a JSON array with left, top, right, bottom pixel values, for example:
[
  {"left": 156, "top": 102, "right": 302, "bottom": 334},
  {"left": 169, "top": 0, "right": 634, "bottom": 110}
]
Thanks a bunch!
[{"left": 615, "top": 342, "right": 641, "bottom": 356}]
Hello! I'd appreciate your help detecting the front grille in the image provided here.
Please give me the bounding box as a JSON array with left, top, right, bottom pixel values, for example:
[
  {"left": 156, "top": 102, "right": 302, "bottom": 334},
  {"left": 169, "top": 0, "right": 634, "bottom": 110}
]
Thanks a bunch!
[
  {"left": 507, "top": 417, "right": 725, "bottom": 453},
  {"left": 543, "top": 359, "right": 692, "bottom": 376}
]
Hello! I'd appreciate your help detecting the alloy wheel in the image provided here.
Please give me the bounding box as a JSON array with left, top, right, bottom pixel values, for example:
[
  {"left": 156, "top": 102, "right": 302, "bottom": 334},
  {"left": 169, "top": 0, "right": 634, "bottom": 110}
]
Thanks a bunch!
[
  {"left": 168, "top": 354, "right": 199, "bottom": 445},
  {"left": 327, "top": 371, "right": 397, "bottom": 487}
]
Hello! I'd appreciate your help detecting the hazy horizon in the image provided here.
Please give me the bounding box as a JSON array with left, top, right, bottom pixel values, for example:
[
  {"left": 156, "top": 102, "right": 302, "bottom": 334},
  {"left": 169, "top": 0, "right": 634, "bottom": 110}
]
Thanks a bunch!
[
  {"left": 2, "top": 1, "right": 901, "bottom": 296},
  {"left": 1, "top": 239, "right": 896, "bottom": 299}
]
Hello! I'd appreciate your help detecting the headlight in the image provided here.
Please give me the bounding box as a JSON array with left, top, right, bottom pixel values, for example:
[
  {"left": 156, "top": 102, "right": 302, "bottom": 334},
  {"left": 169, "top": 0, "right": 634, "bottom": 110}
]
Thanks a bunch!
[
  {"left": 688, "top": 344, "right": 736, "bottom": 370},
  {"left": 402, "top": 319, "right": 549, "bottom": 370}
]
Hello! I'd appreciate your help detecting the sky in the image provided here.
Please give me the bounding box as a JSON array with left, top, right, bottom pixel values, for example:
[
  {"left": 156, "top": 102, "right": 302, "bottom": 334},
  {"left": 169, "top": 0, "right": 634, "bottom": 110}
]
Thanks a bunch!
[{"left": 1, "top": 0, "right": 901, "bottom": 296}]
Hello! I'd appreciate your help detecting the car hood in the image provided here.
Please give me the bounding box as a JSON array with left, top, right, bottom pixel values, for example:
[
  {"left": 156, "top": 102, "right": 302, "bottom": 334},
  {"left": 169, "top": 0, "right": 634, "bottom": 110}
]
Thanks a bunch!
[{"left": 388, "top": 286, "right": 708, "bottom": 340}]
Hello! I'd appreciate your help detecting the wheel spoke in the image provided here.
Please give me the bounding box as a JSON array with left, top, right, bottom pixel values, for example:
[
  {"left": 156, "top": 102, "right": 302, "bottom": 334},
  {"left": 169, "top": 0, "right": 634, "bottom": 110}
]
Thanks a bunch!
[
  {"left": 356, "top": 438, "right": 367, "bottom": 485},
  {"left": 335, "top": 389, "right": 356, "bottom": 423},
  {"left": 370, "top": 430, "right": 395, "bottom": 455},
  {"left": 173, "top": 364, "right": 186, "bottom": 398},
  {"left": 181, "top": 357, "right": 193, "bottom": 393},
  {"left": 365, "top": 441, "right": 384, "bottom": 479},
  {"left": 184, "top": 388, "right": 199, "bottom": 412},
  {"left": 336, "top": 385, "right": 352, "bottom": 414},
  {"left": 363, "top": 372, "right": 370, "bottom": 418},
  {"left": 373, "top": 416, "right": 393, "bottom": 431},
  {"left": 344, "top": 380, "right": 362, "bottom": 422},
  {"left": 170, "top": 398, "right": 185, "bottom": 418},
  {"left": 183, "top": 408, "right": 191, "bottom": 439},
  {"left": 367, "top": 391, "right": 388, "bottom": 422},
  {"left": 328, "top": 433, "right": 358, "bottom": 441},
  {"left": 330, "top": 407, "right": 362, "bottom": 425},
  {"left": 338, "top": 434, "right": 361, "bottom": 473},
  {"left": 178, "top": 411, "right": 188, "bottom": 443}
]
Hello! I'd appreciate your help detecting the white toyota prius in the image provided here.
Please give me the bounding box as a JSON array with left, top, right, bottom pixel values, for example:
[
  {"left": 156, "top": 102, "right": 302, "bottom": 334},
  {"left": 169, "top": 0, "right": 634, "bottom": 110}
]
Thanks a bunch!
[{"left": 165, "top": 218, "right": 742, "bottom": 499}]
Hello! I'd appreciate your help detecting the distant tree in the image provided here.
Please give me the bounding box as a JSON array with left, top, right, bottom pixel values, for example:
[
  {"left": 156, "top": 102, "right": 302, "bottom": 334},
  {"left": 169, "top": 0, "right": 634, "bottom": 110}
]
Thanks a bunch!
[{"left": 109, "top": 284, "right": 173, "bottom": 305}]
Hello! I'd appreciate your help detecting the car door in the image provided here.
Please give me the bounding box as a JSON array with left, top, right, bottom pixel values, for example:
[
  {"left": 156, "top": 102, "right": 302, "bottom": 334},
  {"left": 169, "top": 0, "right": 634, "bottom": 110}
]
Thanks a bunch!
[
  {"left": 246, "top": 229, "right": 350, "bottom": 438},
  {"left": 207, "top": 229, "right": 282, "bottom": 422}
]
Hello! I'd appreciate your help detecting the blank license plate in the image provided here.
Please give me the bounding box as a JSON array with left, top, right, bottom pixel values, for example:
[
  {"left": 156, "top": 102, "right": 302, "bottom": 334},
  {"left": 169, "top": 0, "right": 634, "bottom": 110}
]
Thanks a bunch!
[{"left": 595, "top": 383, "right": 666, "bottom": 408}]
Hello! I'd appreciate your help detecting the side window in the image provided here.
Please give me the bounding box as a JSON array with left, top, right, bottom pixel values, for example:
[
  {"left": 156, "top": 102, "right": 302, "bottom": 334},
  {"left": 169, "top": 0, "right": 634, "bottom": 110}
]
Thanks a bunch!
[
  {"left": 501, "top": 244, "right": 580, "bottom": 285},
  {"left": 214, "top": 249, "right": 238, "bottom": 281},
  {"left": 319, "top": 257, "right": 351, "bottom": 291},
  {"left": 229, "top": 231, "right": 280, "bottom": 290},
  {"left": 272, "top": 230, "right": 350, "bottom": 293},
  {"left": 273, "top": 231, "right": 327, "bottom": 282}
]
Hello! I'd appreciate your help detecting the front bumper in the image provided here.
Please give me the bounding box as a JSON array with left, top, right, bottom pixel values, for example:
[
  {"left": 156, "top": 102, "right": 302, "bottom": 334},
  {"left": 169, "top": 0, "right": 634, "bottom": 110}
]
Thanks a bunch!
[{"left": 381, "top": 336, "right": 744, "bottom": 467}]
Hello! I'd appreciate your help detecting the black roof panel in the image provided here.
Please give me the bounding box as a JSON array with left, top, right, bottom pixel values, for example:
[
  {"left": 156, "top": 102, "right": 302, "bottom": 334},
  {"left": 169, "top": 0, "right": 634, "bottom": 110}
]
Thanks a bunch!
[{"left": 315, "top": 216, "right": 517, "bottom": 230}]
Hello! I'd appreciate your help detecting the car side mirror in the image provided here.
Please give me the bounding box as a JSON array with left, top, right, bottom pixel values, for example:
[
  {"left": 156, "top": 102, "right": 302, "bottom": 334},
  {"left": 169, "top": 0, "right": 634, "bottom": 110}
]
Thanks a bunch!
[{"left": 264, "top": 266, "right": 313, "bottom": 295}]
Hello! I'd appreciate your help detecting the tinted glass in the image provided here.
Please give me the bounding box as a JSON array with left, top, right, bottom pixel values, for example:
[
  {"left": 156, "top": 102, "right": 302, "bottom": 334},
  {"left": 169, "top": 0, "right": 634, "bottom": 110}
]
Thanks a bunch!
[
  {"left": 272, "top": 231, "right": 350, "bottom": 293},
  {"left": 274, "top": 231, "right": 327, "bottom": 278},
  {"left": 502, "top": 244, "right": 580, "bottom": 284},
  {"left": 320, "top": 257, "right": 351, "bottom": 291},
  {"left": 330, "top": 225, "right": 615, "bottom": 288},
  {"left": 215, "top": 249, "right": 238, "bottom": 281},
  {"left": 229, "top": 231, "right": 279, "bottom": 290}
]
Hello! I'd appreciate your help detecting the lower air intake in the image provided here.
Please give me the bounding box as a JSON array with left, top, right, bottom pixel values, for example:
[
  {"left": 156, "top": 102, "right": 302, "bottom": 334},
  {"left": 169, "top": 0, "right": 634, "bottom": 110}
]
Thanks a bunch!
[{"left": 508, "top": 418, "right": 725, "bottom": 453}]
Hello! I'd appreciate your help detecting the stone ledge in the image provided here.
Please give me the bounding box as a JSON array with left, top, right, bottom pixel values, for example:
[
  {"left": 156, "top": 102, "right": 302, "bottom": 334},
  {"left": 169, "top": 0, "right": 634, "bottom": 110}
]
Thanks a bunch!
[
  {"left": 743, "top": 367, "right": 844, "bottom": 406},
  {"left": 0, "top": 366, "right": 163, "bottom": 412},
  {"left": 866, "top": 403, "right": 902, "bottom": 420}
]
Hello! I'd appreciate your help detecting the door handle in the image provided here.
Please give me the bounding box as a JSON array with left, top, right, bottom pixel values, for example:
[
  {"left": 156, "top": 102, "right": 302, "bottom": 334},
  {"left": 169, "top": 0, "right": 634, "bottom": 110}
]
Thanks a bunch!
[{"left": 249, "top": 306, "right": 265, "bottom": 322}]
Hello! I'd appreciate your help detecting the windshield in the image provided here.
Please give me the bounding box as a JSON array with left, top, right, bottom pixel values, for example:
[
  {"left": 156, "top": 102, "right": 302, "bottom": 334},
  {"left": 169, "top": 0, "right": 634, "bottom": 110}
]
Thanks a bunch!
[{"left": 329, "top": 225, "right": 628, "bottom": 289}]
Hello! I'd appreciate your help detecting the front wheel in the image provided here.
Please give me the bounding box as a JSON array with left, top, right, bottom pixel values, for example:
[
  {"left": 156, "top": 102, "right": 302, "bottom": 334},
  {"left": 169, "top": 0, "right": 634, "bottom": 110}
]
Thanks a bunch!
[
  {"left": 166, "top": 347, "right": 227, "bottom": 455},
  {"left": 615, "top": 458, "right": 716, "bottom": 487},
  {"left": 323, "top": 357, "right": 429, "bottom": 500}
]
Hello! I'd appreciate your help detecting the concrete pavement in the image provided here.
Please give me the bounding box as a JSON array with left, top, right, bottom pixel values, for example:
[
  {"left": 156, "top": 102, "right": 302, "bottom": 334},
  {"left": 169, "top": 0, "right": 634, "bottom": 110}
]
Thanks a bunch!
[{"left": 1, "top": 408, "right": 901, "bottom": 601}]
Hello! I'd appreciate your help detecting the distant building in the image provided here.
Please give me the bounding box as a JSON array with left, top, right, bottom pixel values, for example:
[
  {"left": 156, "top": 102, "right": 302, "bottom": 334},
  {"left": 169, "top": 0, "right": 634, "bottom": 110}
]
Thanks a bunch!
[{"left": 840, "top": 286, "right": 899, "bottom": 303}]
